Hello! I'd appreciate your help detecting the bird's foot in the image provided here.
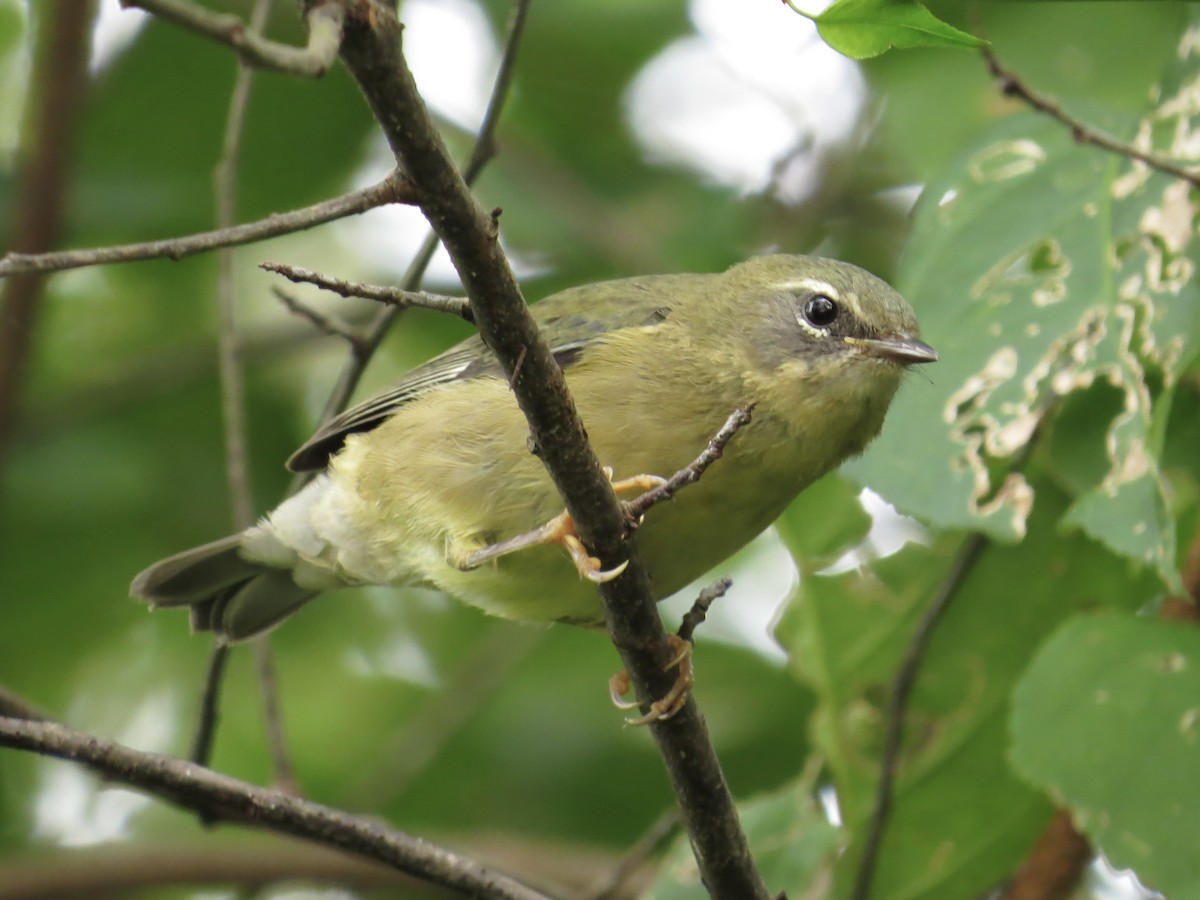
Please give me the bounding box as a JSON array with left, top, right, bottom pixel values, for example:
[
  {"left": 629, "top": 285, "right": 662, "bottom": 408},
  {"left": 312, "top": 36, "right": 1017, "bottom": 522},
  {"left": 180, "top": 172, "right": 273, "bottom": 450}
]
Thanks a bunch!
[
  {"left": 608, "top": 634, "right": 694, "bottom": 726},
  {"left": 459, "top": 467, "right": 667, "bottom": 582}
]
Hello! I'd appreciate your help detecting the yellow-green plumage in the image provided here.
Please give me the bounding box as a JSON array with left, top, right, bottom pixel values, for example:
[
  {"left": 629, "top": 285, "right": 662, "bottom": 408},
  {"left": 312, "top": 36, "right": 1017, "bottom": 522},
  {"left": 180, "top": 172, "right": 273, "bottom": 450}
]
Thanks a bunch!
[{"left": 131, "top": 255, "right": 935, "bottom": 639}]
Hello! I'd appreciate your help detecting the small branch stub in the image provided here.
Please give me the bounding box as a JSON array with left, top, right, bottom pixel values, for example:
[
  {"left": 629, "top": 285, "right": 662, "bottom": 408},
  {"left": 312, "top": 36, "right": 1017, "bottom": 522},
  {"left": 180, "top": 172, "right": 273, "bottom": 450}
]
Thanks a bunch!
[
  {"left": 624, "top": 404, "right": 756, "bottom": 524},
  {"left": 260, "top": 261, "right": 473, "bottom": 321}
]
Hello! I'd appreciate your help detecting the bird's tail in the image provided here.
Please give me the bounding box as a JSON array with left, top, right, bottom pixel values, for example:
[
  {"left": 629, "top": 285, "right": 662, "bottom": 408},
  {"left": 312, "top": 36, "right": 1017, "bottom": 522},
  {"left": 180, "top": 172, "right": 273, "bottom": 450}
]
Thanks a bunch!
[{"left": 130, "top": 534, "right": 317, "bottom": 641}]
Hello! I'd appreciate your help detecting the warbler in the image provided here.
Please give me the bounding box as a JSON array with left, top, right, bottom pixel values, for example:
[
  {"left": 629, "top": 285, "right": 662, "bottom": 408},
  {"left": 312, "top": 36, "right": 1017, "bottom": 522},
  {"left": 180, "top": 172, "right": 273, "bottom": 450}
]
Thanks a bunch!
[{"left": 131, "top": 254, "right": 936, "bottom": 640}]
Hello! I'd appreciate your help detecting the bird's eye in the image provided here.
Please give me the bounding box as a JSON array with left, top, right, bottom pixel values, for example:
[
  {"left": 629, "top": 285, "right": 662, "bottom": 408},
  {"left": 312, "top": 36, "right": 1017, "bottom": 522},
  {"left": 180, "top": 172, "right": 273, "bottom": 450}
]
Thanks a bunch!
[{"left": 802, "top": 295, "right": 839, "bottom": 328}]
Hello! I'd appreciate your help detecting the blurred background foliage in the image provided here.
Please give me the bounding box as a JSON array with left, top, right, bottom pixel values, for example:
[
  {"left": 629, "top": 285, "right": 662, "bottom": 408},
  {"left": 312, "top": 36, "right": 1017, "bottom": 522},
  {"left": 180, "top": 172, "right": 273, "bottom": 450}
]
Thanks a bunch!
[{"left": 1, "top": 1, "right": 1198, "bottom": 898}]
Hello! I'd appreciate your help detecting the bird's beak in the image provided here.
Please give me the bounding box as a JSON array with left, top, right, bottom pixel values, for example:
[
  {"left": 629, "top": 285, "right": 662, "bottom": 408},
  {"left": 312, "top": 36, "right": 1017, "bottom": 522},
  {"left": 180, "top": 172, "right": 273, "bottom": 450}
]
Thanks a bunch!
[{"left": 847, "top": 334, "right": 939, "bottom": 365}]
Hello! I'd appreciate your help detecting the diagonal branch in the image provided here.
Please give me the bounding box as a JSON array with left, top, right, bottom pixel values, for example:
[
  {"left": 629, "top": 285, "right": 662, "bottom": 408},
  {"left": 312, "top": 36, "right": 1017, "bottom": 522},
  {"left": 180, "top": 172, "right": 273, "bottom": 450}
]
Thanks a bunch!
[
  {"left": 851, "top": 404, "right": 1054, "bottom": 900},
  {"left": 0, "top": 716, "right": 550, "bottom": 900},
  {"left": 121, "top": 0, "right": 346, "bottom": 77},
  {"left": 0, "top": 174, "right": 413, "bottom": 277},
  {"left": 334, "top": 3, "right": 769, "bottom": 897},
  {"left": 983, "top": 45, "right": 1200, "bottom": 187},
  {"left": 849, "top": 532, "right": 989, "bottom": 900},
  {"left": 295, "top": 0, "right": 535, "bottom": 455}
]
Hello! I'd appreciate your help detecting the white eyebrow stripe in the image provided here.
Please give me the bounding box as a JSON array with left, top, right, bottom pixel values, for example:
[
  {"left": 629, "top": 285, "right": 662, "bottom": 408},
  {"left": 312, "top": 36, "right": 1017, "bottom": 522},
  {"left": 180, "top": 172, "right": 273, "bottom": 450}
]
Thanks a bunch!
[{"left": 772, "top": 278, "right": 839, "bottom": 298}]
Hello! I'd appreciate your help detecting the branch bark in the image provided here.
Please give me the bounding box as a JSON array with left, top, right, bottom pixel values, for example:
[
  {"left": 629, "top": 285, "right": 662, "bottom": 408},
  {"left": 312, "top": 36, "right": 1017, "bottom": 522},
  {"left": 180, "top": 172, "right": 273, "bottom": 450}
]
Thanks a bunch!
[
  {"left": 0, "top": 175, "right": 411, "bottom": 277},
  {"left": 982, "top": 45, "right": 1200, "bottom": 187},
  {"left": 999, "top": 809, "right": 1092, "bottom": 900},
  {"left": 262, "top": 261, "right": 472, "bottom": 319},
  {"left": 0, "top": 717, "right": 550, "bottom": 900},
  {"left": 333, "top": 3, "right": 769, "bottom": 897}
]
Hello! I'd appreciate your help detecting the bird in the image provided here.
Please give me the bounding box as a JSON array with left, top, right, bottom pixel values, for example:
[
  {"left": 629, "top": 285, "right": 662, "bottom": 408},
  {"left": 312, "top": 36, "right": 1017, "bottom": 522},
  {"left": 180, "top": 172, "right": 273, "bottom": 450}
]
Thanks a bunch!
[{"left": 131, "top": 254, "right": 937, "bottom": 647}]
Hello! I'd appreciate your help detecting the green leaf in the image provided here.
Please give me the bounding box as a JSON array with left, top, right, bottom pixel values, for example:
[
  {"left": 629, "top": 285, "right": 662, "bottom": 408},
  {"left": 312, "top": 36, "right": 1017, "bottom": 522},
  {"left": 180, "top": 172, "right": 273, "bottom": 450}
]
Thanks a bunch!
[
  {"left": 776, "top": 481, "right": 1157, "bottom": 899},
  {"left": 1011, "top": 613, "right": 1200, "bottom": 897},
  {"left": 795, "top": 0, "right": 984, "bottom": 60},
  {"left": 852, "top": 45, "right": 1200, "bottom": 586}
]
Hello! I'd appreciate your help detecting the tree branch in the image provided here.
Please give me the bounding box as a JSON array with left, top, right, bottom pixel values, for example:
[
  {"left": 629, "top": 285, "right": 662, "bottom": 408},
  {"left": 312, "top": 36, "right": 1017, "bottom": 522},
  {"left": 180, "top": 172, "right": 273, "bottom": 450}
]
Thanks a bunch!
[
  {"left": 982, "top": 45, "right": 1200, "bottom": 187},
  {"left": 0, "top": 175, "right": 412, "bottom": 277},
  {"left": 291, "top": 0, "right": 533, "bottom": 465},
  {"left": 852, "top": 406, "right": 1052, "bottom": 900},
  {"left": 677, "top": 577, "right": 734, "bottom": 645},
  {"left": 0, "top": 684, "right": 51, "bottom": 722},
  {"left": 334, "top": 3, "right": 769, "bottom": 897},
  {"left": 121, "top": 0, "right": 346, "bottom": 77},
  {"left": 208, "top": 0, "right": 299, "bottom": 796},
  {"left": 0, "top": 717, "right": 550, "bottom": 900},
  {"left": 999, "top": 809, "right": 1092, "bottom": 900},
  {"left": 262, "top": 261, "right": 472, "bottom": 320},
  {"left": 188, "top": 642, "right": 229, "bottom": 769},
  {"left": 849, "top": 532, "right": 989, "bottom": 900},
  {"left": 214, "top": 0, "right": 265, "bottom": 536}
]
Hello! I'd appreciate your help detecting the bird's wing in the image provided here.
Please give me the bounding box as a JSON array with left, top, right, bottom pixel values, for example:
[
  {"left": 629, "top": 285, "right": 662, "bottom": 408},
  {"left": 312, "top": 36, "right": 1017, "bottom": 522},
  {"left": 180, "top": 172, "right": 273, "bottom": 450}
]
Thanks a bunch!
[{"left": 287, "top": 284, "right": 672, "bottom": 472}]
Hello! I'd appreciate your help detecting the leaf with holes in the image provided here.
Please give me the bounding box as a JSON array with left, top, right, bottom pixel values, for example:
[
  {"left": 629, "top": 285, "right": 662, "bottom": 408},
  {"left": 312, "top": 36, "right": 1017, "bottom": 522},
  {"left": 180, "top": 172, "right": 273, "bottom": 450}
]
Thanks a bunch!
[{"left": 851, "top": 35, "right": 1200, "bottom": 588}]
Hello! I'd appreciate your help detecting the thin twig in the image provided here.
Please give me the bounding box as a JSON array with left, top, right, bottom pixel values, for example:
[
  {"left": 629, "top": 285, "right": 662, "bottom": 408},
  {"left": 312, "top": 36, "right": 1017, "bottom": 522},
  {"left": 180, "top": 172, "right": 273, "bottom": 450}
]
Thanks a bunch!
[
  {"left": 677, "top": 577, "right": 734, "bottom": 645},
  {"left": 189, "top": 642, "right": 229, "bottom": 767},
  {"left": 0, "top": 717, "right": 551, "bottom": 900},
  {"left": 623, "top": 405, "right": 756, "bottom": 522},
  {"left": 0, "top": 174, "right": 412, "bottom": 277},
  {"left": 252, "top": 638, "right": 301, "bottom": 795},
  {"left": 0, "top": 684, "right": 51, "bottom": 722},
  {"left": 462, "top": 0, "right": 531, "bottom": 181},
  {"left": 982, "top": 45, "right": 1200, "bottom": 187},
  {"left": 852, "top": 399, "right": 1055, "bottom": 900},
  {"left": 209, "top": 0, "right": 299, "bottom": 796},
  {"left": 579, "top": 807, "right": 682, "bottom": 900},
  {"left": 122, "top": 0, "right": 346, "bottom": 77},
  {"left": 262, "top": 261, "right": 472, "bottom": 320},
  {"left": 849, "top": 533, "right": 988, "bottom": 900},
  {"left": 214, "top": 0, "right": 264, "bottom": 534},
  {"left": 272, "top": 286, "right": 365, "bottom": 349},
  {"left": 288, "top": 0, "right": 534, "bottom": 478}
]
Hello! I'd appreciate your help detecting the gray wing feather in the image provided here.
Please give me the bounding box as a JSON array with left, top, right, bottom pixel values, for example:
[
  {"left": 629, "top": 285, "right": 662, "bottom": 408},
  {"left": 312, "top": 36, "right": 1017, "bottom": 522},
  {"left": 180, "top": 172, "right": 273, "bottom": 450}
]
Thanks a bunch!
[{"left": 287, "top": 284, "right": 672, "bottom": 472}]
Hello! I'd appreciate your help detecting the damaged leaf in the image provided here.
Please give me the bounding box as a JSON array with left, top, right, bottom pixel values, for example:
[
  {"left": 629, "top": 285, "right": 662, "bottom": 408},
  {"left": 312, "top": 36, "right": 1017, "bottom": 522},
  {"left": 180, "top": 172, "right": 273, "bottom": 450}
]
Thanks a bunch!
[{"left": 852, "top": 36, "right": 1200, "bottom": 587}]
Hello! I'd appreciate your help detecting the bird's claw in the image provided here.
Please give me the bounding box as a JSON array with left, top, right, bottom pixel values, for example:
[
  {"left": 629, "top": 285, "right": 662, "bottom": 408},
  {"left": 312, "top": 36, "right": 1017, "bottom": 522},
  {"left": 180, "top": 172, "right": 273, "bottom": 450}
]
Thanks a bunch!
[
  {"left": 562, "top": 534, "right": 629, "bottom": 582},
  {"left": 609, "top": 634, "right": 695, "bottom": 726}
]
